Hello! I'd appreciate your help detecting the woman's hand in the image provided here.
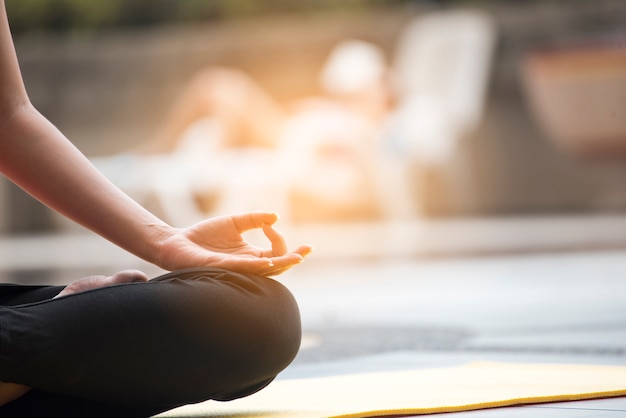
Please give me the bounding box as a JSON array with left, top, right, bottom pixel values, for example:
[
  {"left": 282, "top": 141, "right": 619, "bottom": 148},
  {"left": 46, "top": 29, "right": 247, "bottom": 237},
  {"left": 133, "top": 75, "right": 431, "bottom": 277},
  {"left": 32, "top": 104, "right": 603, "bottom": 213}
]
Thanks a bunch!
[{"left": 156, "top": 212, "right": 312, "bottom": 276}]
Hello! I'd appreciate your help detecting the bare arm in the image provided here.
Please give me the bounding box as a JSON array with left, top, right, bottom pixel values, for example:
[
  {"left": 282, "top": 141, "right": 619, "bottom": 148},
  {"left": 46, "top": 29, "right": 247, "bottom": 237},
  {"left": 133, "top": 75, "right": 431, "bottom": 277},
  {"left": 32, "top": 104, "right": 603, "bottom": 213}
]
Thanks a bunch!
[
  {"left": 0, "top": 2, "right": 172, "bottom": 263},
  {"left": 0, "top": 1, "right": 310, "bottom": 274}
]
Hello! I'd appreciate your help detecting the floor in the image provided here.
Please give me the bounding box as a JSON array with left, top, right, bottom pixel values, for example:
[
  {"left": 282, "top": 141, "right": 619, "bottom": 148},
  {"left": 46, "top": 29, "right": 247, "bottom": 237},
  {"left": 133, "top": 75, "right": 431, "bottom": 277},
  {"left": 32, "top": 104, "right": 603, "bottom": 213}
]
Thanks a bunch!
[
  {"left": 2, "top": 215, "right": 626, "bottom": 416},
  {"left": 282, "top": 249, "right": 626, "bottom": 416}
]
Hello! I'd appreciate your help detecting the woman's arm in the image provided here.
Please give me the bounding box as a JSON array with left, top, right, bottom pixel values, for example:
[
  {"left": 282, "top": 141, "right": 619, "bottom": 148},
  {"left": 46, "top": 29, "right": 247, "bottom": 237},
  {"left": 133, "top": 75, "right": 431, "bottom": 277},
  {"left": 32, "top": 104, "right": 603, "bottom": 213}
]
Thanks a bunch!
[
  {"left": 0, "top": 1, "right": 310, "bottom": 274},
  {"left": 0, "top": 2, "right": 168, "bottom": 262}
]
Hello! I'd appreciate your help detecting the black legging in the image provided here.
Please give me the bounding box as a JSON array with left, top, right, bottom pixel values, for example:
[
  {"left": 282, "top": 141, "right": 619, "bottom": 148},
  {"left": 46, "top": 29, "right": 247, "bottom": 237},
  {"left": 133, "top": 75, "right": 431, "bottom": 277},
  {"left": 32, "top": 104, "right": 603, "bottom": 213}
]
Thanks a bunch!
[{"left": 0, "top": 267, "right": 301, "bottom": 417}]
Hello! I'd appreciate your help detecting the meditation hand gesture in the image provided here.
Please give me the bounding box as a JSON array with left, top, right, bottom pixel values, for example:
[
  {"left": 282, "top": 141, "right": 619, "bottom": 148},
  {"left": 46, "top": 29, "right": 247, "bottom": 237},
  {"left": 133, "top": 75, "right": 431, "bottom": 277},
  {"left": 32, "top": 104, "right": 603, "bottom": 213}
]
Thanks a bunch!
[{"left": 156, "top": 212, "right": 313, "bottom": 276}]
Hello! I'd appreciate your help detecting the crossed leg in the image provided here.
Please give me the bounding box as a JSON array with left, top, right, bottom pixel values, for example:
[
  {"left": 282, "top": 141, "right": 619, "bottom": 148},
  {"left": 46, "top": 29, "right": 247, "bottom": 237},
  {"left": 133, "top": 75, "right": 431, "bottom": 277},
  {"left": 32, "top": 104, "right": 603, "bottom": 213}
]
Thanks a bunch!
[
  {"left": 0, "top": 268, "right": 301, "bottom": 417},
  {"left": 0, "top": 270, "right": 149, "bottom": 406}
]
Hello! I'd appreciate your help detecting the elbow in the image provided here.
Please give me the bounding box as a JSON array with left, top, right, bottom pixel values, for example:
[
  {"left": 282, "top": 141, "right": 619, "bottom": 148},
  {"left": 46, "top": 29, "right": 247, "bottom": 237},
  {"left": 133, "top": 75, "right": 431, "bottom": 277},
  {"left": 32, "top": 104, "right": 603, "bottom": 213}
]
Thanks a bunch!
[
  {"left": 0, "top": 99, "right": 36, "bottom": 141},
  {"left": 0, "top": 95, "right": 33, "bottom": 124}
]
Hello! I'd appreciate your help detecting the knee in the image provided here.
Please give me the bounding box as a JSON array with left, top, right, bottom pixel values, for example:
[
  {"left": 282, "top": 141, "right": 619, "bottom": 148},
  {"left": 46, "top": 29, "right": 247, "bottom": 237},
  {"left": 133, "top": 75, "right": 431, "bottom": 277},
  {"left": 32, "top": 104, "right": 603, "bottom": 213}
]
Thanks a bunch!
[
  {"left": 249, "top": 277, "right": 302, "bottom": 373},
  {"left": 152, "top": 268, "right": 301, "bottom": 400},
  {"left": 217, "top": 276, "right": 302, "bottom": 400},
  {"left": 217, "top": 274, "right": 302, "bottom": 378}
]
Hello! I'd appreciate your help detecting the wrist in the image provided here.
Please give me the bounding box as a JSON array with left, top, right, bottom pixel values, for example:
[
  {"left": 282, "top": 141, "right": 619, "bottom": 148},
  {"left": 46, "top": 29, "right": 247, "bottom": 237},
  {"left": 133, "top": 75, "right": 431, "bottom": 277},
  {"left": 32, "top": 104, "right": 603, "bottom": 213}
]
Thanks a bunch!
[{"left": 148, "top": 222, "right": 182, "bottom": 270}]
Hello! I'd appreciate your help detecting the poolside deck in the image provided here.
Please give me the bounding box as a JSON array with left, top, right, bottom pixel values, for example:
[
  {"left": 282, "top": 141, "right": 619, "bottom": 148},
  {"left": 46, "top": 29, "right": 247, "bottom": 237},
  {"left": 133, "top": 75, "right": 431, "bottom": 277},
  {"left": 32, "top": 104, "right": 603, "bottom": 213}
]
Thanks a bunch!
[{"left": 2, "top": 215, "right": 626, "bottom": 416}]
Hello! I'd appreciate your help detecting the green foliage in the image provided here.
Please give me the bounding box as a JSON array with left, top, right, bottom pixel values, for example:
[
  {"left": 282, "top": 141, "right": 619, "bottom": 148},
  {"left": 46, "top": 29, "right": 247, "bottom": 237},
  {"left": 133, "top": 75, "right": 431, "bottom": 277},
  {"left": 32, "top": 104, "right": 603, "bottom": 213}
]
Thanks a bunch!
[{"left": 5, "top": 0, "right": 411, "bottom": 34}]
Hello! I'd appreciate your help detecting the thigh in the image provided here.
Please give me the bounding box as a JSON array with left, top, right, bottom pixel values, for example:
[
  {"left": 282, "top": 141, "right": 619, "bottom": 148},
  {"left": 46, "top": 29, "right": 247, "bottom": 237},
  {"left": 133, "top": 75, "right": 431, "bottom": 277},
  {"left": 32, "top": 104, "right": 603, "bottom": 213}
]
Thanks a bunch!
[{"left": 0, "top": 268, "right": 301, "bottom": 412}]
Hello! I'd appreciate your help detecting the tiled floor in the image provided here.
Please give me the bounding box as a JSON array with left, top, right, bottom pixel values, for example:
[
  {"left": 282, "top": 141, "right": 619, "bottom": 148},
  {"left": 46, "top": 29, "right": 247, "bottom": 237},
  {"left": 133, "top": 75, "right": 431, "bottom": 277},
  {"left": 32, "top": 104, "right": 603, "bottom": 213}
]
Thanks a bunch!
[{"left": 2, "top": 215, "right": 626, "bottom": 416}]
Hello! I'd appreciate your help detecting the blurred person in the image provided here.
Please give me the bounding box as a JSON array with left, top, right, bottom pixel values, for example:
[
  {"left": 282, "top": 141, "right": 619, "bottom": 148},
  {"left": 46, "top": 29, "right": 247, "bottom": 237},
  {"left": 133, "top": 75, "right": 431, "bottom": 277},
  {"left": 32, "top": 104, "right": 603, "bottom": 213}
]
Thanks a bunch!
[
  {"left": 92, "top": 10, "right": 495, "bottom": 224},
  {"left": 0, "top": 0, "right": 312, "bottom": 416},
  {"left": 103, "top": 40, "right": 396, "bottom": 224},
  {"left": 150, "top": 40, "right": 392, "bottom": 155}
]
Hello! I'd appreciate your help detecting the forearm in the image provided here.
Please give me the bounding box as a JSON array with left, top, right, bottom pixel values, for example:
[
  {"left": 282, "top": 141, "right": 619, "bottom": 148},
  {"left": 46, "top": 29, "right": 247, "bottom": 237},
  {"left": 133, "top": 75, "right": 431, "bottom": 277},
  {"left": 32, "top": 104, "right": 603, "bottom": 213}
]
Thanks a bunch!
[
  {"left": 1, "top": 1, "right": 310, "bottom": 276},
  {"left": 1, "top": 2, "right": 175, "bottom": 266},
  {"left": 0, "top": 104, "right": 174, "bottom": 266}
]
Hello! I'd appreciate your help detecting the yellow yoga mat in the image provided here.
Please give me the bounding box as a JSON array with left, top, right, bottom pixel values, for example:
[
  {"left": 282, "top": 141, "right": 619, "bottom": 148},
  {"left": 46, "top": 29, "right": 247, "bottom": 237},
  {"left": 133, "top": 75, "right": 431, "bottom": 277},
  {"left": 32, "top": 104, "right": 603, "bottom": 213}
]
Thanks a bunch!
[{"left": 156, "top": 361, "right": 626, "bottom": 418}]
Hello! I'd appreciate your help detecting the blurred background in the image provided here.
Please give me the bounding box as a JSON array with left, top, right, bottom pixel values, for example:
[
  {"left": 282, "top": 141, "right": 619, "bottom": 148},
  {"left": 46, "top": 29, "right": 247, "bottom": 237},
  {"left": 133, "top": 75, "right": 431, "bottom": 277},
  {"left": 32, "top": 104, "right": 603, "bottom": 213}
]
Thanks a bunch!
[
  {"left": 2, "top": 0, "right": 626, "bottom": 277},
  {"left": 3, "top": 3, "right": 626, "bottom": 401}
]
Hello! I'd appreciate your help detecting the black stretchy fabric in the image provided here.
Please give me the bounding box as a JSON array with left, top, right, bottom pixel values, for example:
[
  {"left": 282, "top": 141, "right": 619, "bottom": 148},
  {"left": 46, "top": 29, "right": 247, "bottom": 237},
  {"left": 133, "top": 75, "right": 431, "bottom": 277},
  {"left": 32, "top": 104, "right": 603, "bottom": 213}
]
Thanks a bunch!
[{"left": 0, "top": 267, "right": 301, "bottom": 417}]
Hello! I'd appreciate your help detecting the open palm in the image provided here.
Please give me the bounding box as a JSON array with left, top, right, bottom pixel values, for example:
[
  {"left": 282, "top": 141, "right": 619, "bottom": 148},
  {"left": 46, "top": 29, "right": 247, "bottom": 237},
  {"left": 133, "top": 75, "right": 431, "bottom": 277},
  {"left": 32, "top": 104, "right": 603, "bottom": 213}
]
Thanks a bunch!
[{"left": 157, "top": 212, "right": 312, "bottom": 276}]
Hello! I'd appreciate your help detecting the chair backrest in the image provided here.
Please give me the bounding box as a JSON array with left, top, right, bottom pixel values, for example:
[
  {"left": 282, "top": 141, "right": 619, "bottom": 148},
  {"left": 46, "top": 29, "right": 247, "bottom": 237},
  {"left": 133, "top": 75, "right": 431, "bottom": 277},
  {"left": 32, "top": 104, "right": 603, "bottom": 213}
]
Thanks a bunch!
[{"left": 392, "top": 9, "right": 497, "bottom": 138}]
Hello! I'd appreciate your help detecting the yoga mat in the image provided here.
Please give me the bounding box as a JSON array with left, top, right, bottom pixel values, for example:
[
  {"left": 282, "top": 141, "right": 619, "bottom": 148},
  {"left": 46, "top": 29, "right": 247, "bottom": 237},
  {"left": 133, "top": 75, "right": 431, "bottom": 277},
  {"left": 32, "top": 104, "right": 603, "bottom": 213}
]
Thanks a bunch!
[{"left": 156, "top": 361, "right": 626, "bottom": 418}]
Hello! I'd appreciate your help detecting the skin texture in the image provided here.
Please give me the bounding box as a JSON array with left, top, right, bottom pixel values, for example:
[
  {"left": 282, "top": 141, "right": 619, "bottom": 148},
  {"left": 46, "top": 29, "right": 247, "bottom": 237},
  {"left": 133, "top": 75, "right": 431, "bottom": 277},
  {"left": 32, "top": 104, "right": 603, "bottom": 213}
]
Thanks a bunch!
[
  {"left": 0, "top": 2, "right": 311, "bottom": 276},
  {"left": 0, "top": 0, "right": 311, "bottom": 406}
]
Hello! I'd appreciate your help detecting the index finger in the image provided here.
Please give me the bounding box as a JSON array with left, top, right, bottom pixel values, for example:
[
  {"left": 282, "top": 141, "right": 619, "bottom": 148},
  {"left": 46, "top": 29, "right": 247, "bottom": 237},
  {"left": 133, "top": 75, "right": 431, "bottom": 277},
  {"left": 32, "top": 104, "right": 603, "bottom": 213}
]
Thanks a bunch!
[{"left": 262, "top": 223, "right": 288, "bottom": 256}]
